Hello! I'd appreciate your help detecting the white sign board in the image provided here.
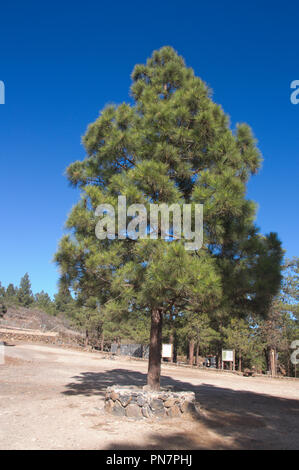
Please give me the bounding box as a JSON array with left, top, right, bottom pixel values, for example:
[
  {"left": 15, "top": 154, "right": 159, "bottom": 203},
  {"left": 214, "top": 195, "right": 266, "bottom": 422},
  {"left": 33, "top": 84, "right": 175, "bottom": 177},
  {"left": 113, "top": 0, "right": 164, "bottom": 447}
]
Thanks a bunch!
[
  {"left": 162, "top": 343, "right": 173, "bottom": 358},
  {"left": 222, "top": 350, "right": 234, "bottom": 362}
]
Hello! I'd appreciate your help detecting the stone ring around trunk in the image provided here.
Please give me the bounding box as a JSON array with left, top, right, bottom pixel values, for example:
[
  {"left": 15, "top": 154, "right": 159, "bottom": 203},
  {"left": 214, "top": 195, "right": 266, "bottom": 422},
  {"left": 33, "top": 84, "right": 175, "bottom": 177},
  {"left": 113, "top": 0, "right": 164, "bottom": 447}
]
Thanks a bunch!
[{"left": 104, "top": 385, "right": 198, "bottom": 419}]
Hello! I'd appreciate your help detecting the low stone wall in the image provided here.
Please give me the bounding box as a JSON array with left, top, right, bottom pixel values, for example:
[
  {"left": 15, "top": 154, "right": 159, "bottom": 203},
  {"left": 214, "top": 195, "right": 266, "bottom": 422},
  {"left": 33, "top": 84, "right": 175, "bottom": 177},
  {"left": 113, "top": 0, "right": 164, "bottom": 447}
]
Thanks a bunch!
[
  {"left": 104, "top": 385, "right": 197, "bottom": 419},
  {"left": 0, "top": 328, "right": 84, "bottom": 348},
  {"left": 0, "top": 328, "right": 58, "bottom": 344}
]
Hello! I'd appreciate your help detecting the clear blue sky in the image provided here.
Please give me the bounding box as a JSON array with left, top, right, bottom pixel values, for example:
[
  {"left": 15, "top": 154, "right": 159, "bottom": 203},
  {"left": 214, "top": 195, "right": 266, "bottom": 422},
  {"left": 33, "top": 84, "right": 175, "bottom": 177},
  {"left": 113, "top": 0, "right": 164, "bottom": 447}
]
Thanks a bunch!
[{"left": 0, "top": 1, "right": 298, "bottom": 297}]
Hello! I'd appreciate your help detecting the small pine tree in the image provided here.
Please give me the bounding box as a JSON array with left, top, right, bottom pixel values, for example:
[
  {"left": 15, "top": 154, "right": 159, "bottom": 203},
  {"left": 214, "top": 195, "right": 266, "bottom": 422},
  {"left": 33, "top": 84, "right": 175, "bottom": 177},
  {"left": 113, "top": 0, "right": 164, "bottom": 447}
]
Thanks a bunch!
[
  {"left": 178, "top": 312, "right": 220, "bottom": 365},
  {"left": 221, "top": 318, "right": 252, "bottom": 371},
  {"left": 18, "top": 273, "right": 33, "bottom": 307},
  {"left": 35, "top": 291, "right": 53, "bottom": 310},
  {"left": 54, "top": 281, "right": 74, "bottom": 314},
  {"left": 283, "top": 257, "right": 299, "bottom": 320},
  {"left": 0, "top": 282, "right": 5, "bottom": 300},
  {"left": 6, "top": 283, "right": 17, "bottom": 300}
]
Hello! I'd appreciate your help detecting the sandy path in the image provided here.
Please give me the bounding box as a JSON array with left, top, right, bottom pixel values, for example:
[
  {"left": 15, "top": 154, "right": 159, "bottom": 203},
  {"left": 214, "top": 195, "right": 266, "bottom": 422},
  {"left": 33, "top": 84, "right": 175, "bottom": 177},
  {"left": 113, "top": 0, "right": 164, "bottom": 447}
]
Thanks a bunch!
[{"left": 0, "top": 342, "right": 298, "bottom": 450}]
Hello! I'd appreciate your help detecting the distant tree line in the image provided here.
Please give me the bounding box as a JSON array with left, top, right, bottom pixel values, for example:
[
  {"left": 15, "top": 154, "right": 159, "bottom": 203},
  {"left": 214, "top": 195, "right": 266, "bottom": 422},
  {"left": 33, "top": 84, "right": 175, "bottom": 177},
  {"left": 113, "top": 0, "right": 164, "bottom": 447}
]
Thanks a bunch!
[
  {"left": 0, "top": 273, "right": 75, "bottom": 317},
  {"left": 1, "top": 258, "right": 297, "bottom": 376}
]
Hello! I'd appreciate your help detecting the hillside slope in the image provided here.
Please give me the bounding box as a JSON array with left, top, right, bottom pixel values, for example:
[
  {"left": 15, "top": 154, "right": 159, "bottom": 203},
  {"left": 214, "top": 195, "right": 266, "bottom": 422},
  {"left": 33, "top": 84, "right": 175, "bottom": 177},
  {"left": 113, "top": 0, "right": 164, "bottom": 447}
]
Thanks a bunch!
[{"left": 0, "top": 304, "right": 84, "bottom": 346}]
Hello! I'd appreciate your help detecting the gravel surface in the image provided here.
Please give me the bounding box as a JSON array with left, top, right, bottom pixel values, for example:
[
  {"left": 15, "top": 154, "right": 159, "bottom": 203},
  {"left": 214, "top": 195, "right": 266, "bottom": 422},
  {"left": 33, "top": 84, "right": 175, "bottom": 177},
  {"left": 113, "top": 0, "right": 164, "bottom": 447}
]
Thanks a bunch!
[{"left": 0, "top": 342, "right": 298, "bottom": 450}]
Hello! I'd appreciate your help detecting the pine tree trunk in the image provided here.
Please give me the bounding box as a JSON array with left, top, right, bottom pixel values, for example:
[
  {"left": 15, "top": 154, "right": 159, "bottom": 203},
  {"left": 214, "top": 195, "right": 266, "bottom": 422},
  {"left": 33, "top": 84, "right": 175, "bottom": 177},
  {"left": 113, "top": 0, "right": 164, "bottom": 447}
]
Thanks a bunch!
[
  {"left": 270, "top": 348, "right": 274, "bottom": 376},
  {"left": 273, "top": 348, "right": 277, "bottom": 376},
  {"left": 117, "top": 337, "right": 121, "bottom": 355},
  {"left": 85, "top": 329, "right": 89, "bottom": 347},
  {"left": 269, "top": 347, "right": 277, "bottom": 376},
  {"left": 189, "top": 339, "right": 195, "bottom": 366},
  {"left": 196, "top": 342, "right": 200, "bottom": 366},
  {"left": 238, "top": 352, "right": 242, "bottom": 371},
  {"left": 147, "top": 308, "right": 163, "bottom": 390},
  {"left": 217, "top": 353, "right": 221, "bottom": 369},
  {"left": 100, "top": 333, "right": 104, "bottom": 352},
  {"left": 169, "top": 332, "right": 174, "bottom": 363}
]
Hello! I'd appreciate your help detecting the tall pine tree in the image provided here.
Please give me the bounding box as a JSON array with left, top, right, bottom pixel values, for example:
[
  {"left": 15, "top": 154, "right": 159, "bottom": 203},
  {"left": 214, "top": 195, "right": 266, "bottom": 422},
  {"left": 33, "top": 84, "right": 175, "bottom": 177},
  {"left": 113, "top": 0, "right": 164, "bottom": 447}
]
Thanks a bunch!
[{"left": 55, "top": 47, "right": 282, "bottom": 389}]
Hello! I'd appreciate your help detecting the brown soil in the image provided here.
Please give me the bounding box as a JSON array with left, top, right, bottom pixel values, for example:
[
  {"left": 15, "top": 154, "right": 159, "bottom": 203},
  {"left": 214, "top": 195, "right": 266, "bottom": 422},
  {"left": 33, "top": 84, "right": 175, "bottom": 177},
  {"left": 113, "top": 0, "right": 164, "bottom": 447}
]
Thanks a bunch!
[{"left": 0, "top": 342, "right": 298, "bottom": 450}]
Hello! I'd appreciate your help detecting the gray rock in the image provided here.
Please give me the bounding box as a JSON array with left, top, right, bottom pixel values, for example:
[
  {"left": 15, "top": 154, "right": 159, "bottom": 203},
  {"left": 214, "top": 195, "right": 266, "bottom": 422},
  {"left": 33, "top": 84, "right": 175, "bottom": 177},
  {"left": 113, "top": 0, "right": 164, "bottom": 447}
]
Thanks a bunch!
[
  {"left": 126, "top": 404, "right": 143, "bottom": 419},
  {"left": 160, "top": 393, "right": 170, "bottom": 401},
  {"left": 118, "top": 394, "right": 131, "bottom": 407},
  {"left": 150, "top": 398, "right": 164, "bottom": 411},
  {"left": 137, "top": 395, "right": 147, "bottom": 406},
  {"left": 167, "top": 404, "right": 181, "bottom": 417},
  {"left": 141, "top": 405, "right": 152, "bottom": 418},
  {"left": 129, "top": 395, "right": 138, "bottom": 404},
  {"left": 154, "top": 407, "right": 167, "bottom": 418},
  {"left": 111, "top": 400, "right": 126, "bottom": 416},
  {"left": 164, "top": 397, "right": 177, "bottom": 408}
]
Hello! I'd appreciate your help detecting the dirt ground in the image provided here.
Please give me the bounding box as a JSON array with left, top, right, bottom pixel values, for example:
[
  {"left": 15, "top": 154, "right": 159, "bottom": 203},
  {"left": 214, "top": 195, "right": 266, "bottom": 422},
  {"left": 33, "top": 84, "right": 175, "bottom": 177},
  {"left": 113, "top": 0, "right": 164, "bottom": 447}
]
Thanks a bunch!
[{"left": 0, "top": 342, "right": 298, "bottom": 450}]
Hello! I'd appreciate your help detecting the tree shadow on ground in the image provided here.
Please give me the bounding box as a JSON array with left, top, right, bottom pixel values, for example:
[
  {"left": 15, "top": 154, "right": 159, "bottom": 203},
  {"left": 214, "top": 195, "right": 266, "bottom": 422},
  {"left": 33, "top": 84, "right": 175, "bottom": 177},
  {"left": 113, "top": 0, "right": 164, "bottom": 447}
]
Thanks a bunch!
[{"left": 62, "top": 368, "right": 299, "bottom": 450}]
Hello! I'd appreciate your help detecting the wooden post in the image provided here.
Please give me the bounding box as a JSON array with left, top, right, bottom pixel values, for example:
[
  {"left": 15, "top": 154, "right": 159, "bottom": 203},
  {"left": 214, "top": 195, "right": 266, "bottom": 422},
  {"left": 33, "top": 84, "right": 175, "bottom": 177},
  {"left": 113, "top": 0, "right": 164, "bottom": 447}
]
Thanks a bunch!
[{"left": 169, "top": 333, "right": 174, "bottom": 363}]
